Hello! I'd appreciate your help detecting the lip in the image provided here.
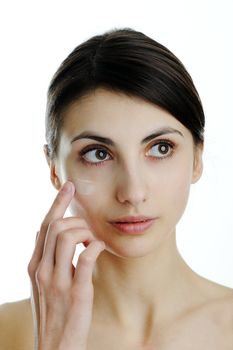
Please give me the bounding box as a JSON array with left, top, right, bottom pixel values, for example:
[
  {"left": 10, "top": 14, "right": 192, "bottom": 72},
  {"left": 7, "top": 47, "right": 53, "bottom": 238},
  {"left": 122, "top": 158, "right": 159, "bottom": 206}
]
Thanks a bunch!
[
  {"left": 110, "top": 215, "right": 155, "bottom": 223},
  {"left": 109, "top": 216, "right": 156, "bottom": 234}
]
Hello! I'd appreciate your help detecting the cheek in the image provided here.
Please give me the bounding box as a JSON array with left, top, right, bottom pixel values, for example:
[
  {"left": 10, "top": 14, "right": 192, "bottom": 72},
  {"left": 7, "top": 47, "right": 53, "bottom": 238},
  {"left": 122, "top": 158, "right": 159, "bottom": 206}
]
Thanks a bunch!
[
  {"left": 154, "top": 161, "right": 193, "bottom": 215},
  {"left": 167, "top": 182, "right": 191, "bottom": 230},
  {"left": 69, "top": 193, "right": 95, "bottom": 220},
  {"left": 69, "top": 193, "right": 109, "bottom": 244},
  {"left": 69, "top": 190, "right": 106, "bottom": 232},
  {"left": 172, "top": 175, "right": 191, "bottom": 208},
  {"left": 67, "top": 168, "right": 115, "bottom": 226}
]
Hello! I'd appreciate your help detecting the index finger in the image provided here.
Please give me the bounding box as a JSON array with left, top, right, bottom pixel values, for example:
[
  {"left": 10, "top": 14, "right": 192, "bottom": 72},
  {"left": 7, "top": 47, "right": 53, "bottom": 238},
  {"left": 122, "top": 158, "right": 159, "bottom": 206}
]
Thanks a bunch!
[
  {"left": 29, "top": 181, "right": 76, "bottom": 270},
  {"left": 42, "top": 181, "right": 75, "bottom": 229}
]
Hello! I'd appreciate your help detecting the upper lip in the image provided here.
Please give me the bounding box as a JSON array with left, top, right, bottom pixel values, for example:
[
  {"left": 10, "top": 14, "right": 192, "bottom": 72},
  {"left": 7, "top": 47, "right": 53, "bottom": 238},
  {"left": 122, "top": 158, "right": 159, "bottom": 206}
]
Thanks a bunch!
[{"left": 110, "top": 216, "right": 155, "bottom": 223}]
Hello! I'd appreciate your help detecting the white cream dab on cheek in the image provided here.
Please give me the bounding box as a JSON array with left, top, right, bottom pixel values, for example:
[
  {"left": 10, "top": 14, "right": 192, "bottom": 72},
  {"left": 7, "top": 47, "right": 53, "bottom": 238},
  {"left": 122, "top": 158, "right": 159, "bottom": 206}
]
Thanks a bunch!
[{"left": 73, "top": 178, "right": 95, "bottom": 195}]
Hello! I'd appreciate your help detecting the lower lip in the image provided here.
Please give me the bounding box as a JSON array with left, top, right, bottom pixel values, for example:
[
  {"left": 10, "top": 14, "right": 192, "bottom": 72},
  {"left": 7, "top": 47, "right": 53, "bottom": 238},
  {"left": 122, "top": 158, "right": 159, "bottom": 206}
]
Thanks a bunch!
[{"left": 110, "top": 219, "right": 155, "bottom": 234}]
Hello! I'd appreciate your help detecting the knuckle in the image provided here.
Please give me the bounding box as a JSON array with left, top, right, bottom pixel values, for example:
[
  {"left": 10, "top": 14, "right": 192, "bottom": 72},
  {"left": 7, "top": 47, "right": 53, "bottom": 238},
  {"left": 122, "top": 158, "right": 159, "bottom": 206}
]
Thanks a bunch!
[
  {"left": 48, "top": 218, "right": 64, "bottom": 233},
  {"left": 78, "top": 251, "right": 94, "bottom": 266},
  {"left": 35, "top": 265, "right": 49, "bottom": 285},
  {"left": 49, "top": 283, "right": 63, "bottom": 298},
  {"left": 57, "top": 231, "right": 72, "bottom": 245},
  {"left": 51, "top": 279, "right": 68, "bottom": 296},
  {"left": 27, "top": 259, "right": 36, "bottom": 279}
]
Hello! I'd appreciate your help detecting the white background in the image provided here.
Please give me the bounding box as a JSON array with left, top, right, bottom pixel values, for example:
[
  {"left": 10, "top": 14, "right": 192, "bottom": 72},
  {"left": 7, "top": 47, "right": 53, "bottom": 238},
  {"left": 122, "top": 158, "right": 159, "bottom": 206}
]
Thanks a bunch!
[{"left": 0, "top": 0, "right": 232, "bottom": 304}]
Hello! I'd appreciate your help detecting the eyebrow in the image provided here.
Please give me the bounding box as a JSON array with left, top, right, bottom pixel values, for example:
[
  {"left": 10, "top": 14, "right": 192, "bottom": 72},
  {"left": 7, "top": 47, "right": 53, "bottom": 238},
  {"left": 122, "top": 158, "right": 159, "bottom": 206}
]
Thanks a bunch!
[{"left": 70, "top": 127, "right": 184, "bottom": 146}]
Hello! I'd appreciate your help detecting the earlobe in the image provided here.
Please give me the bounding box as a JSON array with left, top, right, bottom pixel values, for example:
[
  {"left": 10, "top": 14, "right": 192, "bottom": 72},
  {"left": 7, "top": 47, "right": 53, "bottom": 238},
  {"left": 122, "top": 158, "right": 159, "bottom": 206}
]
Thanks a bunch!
[
  {"left": 51, "top": 167, "right": 62, "bottom": 190},
  {"left": 191, "top": 143, "right": 204, "bottom": 184}
]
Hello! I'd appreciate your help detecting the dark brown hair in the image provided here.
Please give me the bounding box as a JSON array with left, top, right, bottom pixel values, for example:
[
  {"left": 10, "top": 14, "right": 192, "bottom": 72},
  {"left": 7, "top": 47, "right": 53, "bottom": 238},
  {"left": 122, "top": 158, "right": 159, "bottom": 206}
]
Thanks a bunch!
[{"left": 45, "top": 27, "right": 205, "bottom": 159}]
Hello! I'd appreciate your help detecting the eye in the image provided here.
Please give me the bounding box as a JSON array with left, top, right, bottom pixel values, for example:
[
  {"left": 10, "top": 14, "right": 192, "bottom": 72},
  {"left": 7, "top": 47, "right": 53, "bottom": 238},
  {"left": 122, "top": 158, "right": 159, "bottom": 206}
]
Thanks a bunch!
[
  {"left": 80, "top": 147, "right": 111, "bottom": 165},
  {"left": 146, "top": 141, "right": 174, "bottom": 159}
]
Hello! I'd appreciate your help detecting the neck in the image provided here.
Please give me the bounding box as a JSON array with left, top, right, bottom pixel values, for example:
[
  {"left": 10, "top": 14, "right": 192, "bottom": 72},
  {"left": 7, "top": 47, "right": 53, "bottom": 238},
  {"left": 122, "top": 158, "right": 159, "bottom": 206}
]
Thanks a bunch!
[{"left": 92, "top": 230, "right": 202, "bottom": 334}]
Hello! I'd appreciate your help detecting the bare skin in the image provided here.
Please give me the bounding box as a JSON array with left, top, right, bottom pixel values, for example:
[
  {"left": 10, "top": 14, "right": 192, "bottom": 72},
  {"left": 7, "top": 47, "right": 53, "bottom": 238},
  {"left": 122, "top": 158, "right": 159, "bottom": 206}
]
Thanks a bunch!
[
  {"left": 0, "top": 89, "right": 233, "bottom": 349},
  {"left": 0, "top": 284, "right": 233, "bottom": 350}
]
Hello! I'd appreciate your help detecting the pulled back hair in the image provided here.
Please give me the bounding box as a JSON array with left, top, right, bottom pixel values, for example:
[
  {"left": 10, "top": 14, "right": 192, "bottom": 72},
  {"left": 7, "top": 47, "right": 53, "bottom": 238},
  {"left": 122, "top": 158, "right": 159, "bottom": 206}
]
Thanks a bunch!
[{"left": 45, "top": 27, "right": 205, "bottom": 160}]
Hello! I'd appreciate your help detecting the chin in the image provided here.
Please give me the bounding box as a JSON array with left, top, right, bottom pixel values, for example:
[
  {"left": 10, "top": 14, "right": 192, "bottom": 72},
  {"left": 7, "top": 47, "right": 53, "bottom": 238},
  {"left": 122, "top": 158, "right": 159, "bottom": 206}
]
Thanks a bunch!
[{"left": 102, "top": 238, "right": 161, "bottom": 260}]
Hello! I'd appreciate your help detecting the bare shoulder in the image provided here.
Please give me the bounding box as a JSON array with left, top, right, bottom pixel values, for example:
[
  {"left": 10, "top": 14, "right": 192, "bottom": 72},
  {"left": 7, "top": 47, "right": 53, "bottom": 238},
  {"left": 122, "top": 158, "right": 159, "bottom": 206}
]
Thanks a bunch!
[
  {"left": 208, "top": 282, "right": 233, "bottom": 327},
  {"left": 193, "top": 276, "right": 233, "bottom": 340},
  {"left": 201, "top": 276, "right": 233, "bottom": 306},
  {"left": 161, "top": 278, "right": 233, "bottom": 349},
  {"left": 193, "top": 274, "right": 233, "bottom": 313},
  {"left": 0, "top": 298, "right": 34, "bottom": 350}
]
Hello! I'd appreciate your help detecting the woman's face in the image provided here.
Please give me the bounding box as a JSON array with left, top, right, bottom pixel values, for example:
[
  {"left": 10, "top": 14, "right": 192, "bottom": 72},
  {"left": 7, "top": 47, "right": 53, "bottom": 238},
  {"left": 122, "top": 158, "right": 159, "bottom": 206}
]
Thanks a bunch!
[{"left": 50, "top": 87, "right": 203, "bottom": 258}]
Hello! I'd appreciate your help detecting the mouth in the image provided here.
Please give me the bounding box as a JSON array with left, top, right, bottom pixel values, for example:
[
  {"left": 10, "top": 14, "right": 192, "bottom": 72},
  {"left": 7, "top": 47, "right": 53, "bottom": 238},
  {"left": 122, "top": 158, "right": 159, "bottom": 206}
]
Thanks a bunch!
[
  {"left": 109, "top": 216, "right": 156, "bottom": 234},
  {"left": 110, "top": 215, "right": 155, "bottom": 223}
]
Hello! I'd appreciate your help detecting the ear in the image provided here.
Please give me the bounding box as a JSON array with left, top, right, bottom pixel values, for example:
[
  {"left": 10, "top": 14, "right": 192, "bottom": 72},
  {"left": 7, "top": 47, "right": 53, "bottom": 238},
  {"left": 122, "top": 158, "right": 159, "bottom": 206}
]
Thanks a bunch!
[
  {"left": 43, "top": 144, "right": 62, "bottom": 191},
  {"left": 191, "top": 142, "right": 204, "bottom": 184}
]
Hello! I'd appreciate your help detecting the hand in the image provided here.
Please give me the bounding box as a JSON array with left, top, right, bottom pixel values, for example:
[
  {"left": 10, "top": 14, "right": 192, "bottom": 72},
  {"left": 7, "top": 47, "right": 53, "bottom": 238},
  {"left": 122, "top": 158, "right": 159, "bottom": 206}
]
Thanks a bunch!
[{"left": 28, "top": 181, "right": 105, "bottom": 350}]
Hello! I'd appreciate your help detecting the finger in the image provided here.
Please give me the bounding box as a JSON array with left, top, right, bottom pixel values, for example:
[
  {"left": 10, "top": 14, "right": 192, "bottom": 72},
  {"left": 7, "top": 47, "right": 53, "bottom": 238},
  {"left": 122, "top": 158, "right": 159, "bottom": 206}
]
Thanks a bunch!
[
  {"left": 74, "top": 241, "right": 105, "bottom": 287},
  {"left": 53, "top": 228, "right": 97, "bottom": 285},
  {"left": 30, "top": 181, "right": 76, "bottom": 267},
  {"left": 41, "top": 181, "right": 76, "bottom": 236},
  {"left": 40, "top": 217, "right": 93, "bottom": 276}
]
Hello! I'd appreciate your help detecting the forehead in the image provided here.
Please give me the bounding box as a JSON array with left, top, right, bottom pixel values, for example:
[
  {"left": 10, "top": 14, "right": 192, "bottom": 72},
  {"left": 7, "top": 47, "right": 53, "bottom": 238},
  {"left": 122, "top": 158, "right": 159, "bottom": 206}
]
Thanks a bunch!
[{"left": 61, "top": 88, "right": 190, "bottom": 139}]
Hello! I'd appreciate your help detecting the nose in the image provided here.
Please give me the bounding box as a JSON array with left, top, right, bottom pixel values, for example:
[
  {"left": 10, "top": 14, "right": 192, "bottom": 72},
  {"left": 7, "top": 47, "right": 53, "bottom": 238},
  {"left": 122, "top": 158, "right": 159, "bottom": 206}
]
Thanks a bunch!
[{"left": 115, "top": 165, "right": 148, "bottom": 207}]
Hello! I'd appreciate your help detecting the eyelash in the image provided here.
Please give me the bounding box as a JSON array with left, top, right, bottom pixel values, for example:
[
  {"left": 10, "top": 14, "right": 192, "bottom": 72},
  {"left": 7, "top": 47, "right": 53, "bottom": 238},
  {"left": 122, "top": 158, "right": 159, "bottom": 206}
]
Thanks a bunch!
[{"left": 78, "top": 139, "right": 176, "bottom": 167}]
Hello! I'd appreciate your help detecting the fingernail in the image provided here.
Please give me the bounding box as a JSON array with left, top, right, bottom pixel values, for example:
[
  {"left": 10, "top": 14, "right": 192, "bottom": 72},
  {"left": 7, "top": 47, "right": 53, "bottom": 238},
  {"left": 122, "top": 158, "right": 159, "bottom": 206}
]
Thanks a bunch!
[{"left": 61, "top": 181, "right": 72, "bottom": 193}]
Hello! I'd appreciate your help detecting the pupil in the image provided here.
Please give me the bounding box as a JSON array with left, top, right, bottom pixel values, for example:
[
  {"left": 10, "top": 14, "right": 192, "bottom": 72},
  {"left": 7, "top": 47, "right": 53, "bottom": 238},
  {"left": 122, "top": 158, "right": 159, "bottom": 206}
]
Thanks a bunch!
[
  {"left": 96, "top": 150, "right": 106, "bottom": 160},
  {"left": 159, "top": 144, "right": 168, "bottom": 154}
]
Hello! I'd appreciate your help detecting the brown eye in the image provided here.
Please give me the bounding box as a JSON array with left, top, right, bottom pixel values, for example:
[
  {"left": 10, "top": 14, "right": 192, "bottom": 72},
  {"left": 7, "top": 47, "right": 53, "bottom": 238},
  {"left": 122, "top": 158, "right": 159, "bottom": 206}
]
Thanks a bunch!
[
  {"left": 82, "top": 148, "right": 110, "bottom": 163},
  {"left": 147, "top": 141, "right": 173, "bottom": 158},
  {"left": 158, "top": 144, "right": 170, "bottom": 154}
]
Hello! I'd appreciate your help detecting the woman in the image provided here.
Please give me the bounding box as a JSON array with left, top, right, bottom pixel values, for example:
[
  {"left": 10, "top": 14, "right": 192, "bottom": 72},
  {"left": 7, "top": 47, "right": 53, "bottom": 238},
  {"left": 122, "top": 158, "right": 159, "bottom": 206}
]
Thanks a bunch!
[{"left": 0, "top": 28, "right": 233, "bottom": 350}]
